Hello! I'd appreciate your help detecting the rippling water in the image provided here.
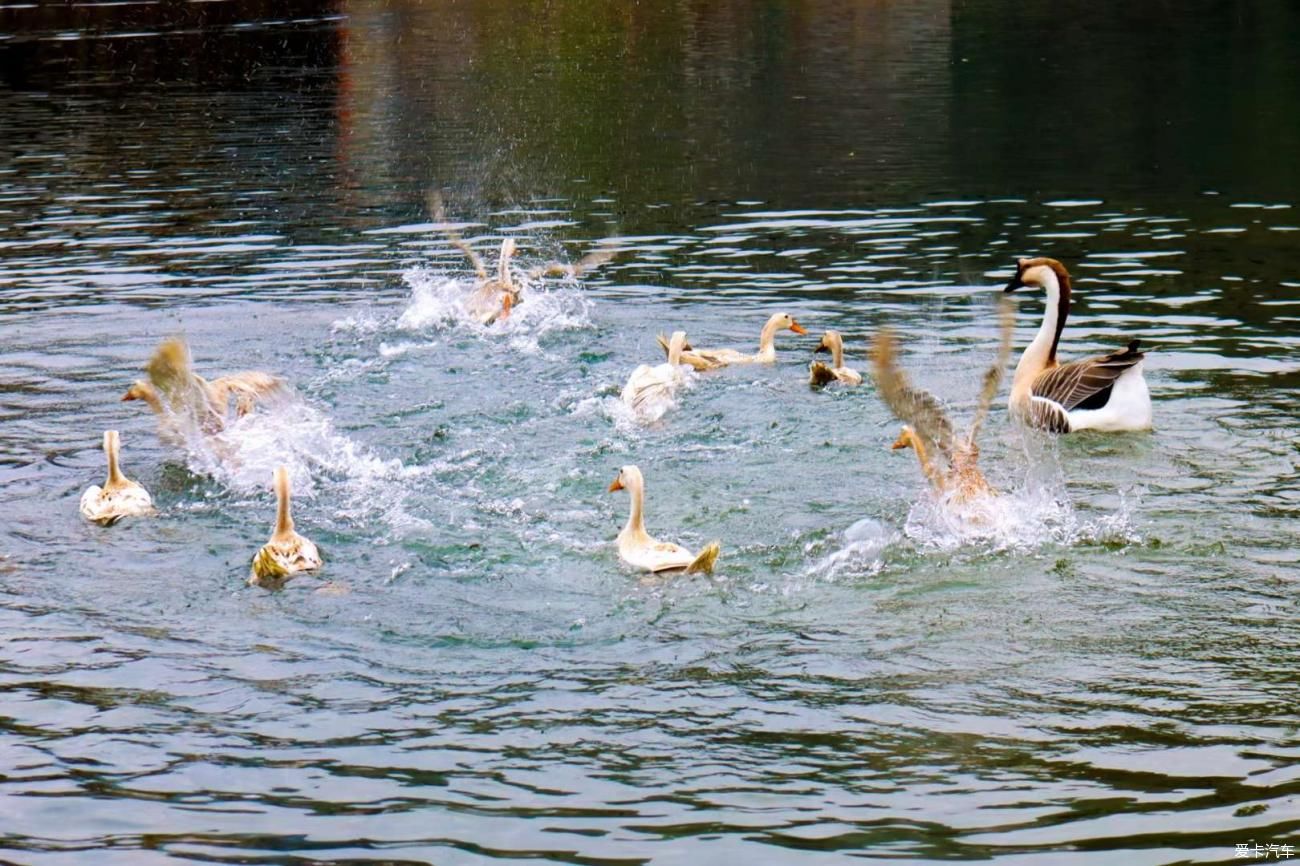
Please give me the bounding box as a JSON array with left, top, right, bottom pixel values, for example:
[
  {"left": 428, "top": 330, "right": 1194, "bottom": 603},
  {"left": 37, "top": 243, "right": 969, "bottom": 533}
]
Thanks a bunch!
[{"left": 2, "top": 2, "right": 1299, "bottom": 863}]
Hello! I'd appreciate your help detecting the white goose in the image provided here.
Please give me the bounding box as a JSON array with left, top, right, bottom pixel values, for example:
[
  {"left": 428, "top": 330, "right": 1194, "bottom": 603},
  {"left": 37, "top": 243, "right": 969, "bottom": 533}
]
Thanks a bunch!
[
  {"left": 808, "top": 330, "right": 862, "bottom": 387},
  {"left": 79, "top": 431, "right": 155, "bottom": 525},
  {"left": 657, "top": 312, "right": 807, "bottom": 370},
  {"left": 622, "top": 331, "right": 691, "bottom": 421},
  {"left": 607, "top": 465, "right": 720, "bottom": 574},
  {"left": 1004, "top": 257, "right": 1152, "bottom": 433},
  {"left": 249, "top": 466, "right": 322, "bottom": 588}
]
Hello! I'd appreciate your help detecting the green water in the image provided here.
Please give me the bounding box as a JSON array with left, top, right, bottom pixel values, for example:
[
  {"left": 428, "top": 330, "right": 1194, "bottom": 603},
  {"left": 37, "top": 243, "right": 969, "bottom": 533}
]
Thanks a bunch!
[{"left": 1, "top": 2, "right": 1298, "bottom": 863}]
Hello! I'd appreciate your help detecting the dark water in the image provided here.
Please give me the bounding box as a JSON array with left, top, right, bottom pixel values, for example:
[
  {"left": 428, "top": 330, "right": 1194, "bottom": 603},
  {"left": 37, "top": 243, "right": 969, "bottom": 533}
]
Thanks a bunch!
[{"left": 2, "top": 2, "right": 1299, "bottom": 863}]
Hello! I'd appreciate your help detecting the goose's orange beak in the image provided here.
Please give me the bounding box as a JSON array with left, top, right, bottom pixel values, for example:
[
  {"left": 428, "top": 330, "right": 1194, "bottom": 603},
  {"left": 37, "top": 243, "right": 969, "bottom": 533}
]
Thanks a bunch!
[
  {"left": 607, "top": 476, "right": 624, "bottom": 492},
  {"left": 121, "top": 390, "right": 136, "bottom": 402},
  {"left": 891, "top": 433, "right": 911, "bottom": 450},
  {"left": 789, "top": 321, "right": 807, "bottom": 335}
]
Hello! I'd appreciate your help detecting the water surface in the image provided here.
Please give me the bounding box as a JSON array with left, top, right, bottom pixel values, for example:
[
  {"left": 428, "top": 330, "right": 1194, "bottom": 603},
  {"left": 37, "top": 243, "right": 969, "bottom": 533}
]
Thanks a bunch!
[{"left": 2, "top": 2, "right": 1299, "bottom": 863}]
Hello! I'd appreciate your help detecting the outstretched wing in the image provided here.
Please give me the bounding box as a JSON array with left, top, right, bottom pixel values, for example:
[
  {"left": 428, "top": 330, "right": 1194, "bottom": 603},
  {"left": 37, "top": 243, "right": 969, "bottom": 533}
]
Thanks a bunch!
[
  {"left": 870, "top": 329, "right": 957, "bottom": 458},
  {"left": 527, "top": 246, "right": 617, "bottom": 280},
  {"left": 1031, "top": 340, "right": 1145, "bottom": 412},
  {"left": 428, "top": 190, "right": 488, "bottom": 279},
  {"left": 966, "top": 295, "right": 1016, "bottom": 445}
]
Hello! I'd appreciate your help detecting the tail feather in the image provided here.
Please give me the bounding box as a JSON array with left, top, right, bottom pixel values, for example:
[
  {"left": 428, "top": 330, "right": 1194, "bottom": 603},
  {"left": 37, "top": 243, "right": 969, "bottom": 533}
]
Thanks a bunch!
[
  {"left": 686, "top": 541, "right": 720, "bottom": 575},
  {"left": 809, "top": 361, "right": 836, "bottom": 388}
]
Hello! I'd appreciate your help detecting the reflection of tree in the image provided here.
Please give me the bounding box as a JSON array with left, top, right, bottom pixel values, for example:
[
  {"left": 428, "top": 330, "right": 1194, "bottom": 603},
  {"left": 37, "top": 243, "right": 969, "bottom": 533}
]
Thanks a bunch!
[{"left": 336, "top": 0, "right": 952, "bottom": 215}]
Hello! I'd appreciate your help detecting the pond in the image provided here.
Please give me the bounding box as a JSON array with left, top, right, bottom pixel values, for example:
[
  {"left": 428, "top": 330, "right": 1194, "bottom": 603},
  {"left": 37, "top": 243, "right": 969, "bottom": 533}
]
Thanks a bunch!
[{"left": 1, "top": 1, "right": 1298, "bottom": 863}]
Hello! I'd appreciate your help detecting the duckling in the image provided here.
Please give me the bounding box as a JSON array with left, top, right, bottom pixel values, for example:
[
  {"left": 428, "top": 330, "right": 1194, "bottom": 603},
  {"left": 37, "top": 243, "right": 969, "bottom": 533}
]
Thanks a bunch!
[
  {"left": 79, "top": 430, "right": 154, "bottom": 525},
  {"left": 123, "top": 338, "right": 285, "bottom": 440},
  {"left": 622, "top": 331, "right": 692, "bottom": 421},
  {"left": 657, "top": 312, "right": 807, "bottom": 370},
  {"left": 249, "top": 466, "right": 322, "bottom": 588},
  {"left": 808, "top": 330, "right": 863, "bottom": 387},
  {"left": 871, "top": 298, "right": 1014, "bottom": 506},
  {"left": 607, "top": 465, "right": 720, "bottom": 574}
]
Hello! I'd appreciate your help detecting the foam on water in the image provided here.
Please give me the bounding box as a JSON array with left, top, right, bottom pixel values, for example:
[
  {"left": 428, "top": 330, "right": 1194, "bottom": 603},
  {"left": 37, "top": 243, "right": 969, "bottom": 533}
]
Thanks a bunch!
[
  {"left": 808, "top": 469, "right": 1140, "bottom": 581},
  {"left": 168, "top": 392, "right": 431, "bottom": 536}
]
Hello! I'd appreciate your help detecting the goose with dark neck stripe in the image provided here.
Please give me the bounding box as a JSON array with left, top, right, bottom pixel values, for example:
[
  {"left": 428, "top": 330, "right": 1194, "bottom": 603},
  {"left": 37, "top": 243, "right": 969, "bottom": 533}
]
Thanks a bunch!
[{"left": 1004, "top": 257, "right": 1152, "bottom": 433}]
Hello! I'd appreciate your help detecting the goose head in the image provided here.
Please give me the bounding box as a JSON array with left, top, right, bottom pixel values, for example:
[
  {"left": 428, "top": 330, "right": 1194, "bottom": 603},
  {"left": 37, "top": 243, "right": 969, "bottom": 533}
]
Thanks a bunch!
[
  {"left": 122, "top": 380, "right": 153, "bottom": 402},
  {"left": 768, "top": 312, "right": 808, "bottom": 336},
  {"left": 890, "top": 425, "right": 921, "bottom": 452},
  {"left": 666, "top": 331, "right": 690, "bottom": 366},
  {"left": 1003, "top": 256, "right": 1072, "bottom": 296},
  {"left": 813, "top": 330, "right": 841, "bottom": 354},
  {"left": 607, "top": 464, "right": 644, "bottom": 494}
]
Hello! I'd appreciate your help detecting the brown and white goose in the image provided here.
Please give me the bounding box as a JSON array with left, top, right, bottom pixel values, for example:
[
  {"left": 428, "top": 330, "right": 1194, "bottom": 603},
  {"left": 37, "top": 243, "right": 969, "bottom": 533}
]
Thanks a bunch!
[
  {"left": 1004, "top": 257, "right": 1152, "bottom": 433},
  {"left": 809, "top": 330, "right": 862, "bottom": 387}
]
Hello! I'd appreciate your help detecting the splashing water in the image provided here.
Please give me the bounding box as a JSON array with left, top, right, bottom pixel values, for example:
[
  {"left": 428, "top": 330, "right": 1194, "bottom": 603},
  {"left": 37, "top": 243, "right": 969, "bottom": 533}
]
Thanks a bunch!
[
  {"left": 394, "top": 266, "right": 593, "bottom": 353},
  {"left": 809, "top": 516, "right": 899, "bottom": 580},
  {"left": 164, "top": 392, "right": 430, "bottom": 535}
]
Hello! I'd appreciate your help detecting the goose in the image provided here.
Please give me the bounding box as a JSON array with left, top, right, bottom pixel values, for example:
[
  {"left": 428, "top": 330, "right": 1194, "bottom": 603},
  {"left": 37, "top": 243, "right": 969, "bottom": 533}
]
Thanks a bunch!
[
  {"left": 249, "top": 466, "right": 322, "bottom": 588},
  {"left": 123, "top": 338, "right": 285, "bottom": 439},
  {"left": 809, "top": 330, "right": 862, "bottom": 387},
  {"left": 1004, "top": 256, "right": 1152, "bottom": 433},
  {"left": 79, "top": 430, "right": 155, "bottom": 525},
  {"left": 431, "top": 193, "right": 614, "bottom": 326},
  {"left": 871, "top": 299, "right": 1014, "bottom": 505},
  {"left": 656, "top": 312, "right": 807, "bottom": 370},
  {"left": 622, "top": 331, "right": 692, "bottom": 421},
  {"left": 607, "top": 465, "right": 720, "bottom": 574}
]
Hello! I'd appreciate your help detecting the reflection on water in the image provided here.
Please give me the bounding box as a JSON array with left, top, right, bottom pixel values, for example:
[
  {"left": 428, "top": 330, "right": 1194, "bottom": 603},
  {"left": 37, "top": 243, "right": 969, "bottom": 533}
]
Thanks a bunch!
[{"left": 2, "top": 2, "right": 1299, "bottom": 863}]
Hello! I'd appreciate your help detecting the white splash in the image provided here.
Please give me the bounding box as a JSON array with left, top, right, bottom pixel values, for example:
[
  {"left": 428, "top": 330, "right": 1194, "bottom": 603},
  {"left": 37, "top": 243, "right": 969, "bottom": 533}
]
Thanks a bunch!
[
  {"left": 394, "top": 265, "right": 593, "bottom": 353},
  {"left": 809, "top": 517, "right": 898, "bottom": 579},
  {"left": 171, "top": 392, "right": 432, "bottom": 535}
]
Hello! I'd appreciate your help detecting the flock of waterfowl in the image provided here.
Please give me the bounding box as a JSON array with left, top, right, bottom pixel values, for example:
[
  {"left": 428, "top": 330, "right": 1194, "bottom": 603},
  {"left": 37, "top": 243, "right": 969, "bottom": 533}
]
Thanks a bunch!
[{"left": 79, "top": 239, "right": 1153, "bottom": 587}]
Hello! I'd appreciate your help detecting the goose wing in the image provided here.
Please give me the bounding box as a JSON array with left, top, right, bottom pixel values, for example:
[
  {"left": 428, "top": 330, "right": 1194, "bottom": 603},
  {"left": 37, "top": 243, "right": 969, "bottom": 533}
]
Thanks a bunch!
[
  {"left": 870, "top": 329, "right": 957, "bottom": 458},
  {"left": 657, "top": 333, "right": 724, "bottom": 370},
  {"left": 527, "top": 246, "right": 616, "bottom": 280},
  {"left": 965, "top": 296, "right": 1016, "bottom": 445},
  {"left": 1031, "top": 340, "right": 1145, "bottom": 413}
]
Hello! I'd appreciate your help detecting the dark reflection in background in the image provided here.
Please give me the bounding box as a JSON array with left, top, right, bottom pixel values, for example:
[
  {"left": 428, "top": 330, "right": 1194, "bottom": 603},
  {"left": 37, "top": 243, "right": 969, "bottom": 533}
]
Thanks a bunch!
[{"left": 3, "top": 0, "right": 1297, "bottom": 218}]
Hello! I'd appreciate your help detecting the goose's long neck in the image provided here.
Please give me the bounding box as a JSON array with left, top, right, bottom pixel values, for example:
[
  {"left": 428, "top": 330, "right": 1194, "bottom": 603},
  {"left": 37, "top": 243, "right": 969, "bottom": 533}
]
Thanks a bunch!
[
  {"left": 623, "top": 476, "right": 648, "bottom": 539},
  {"left": 667, "top": 335, "right": 685, "bottom": 366},
  {"left": 910, "top": 435, "right": 945, "bottom": 492},
  {"left": 104, "top": 431, "right": 125, "bottom": 487},
  {"left": 497, "top": 239, "right": 515, "bottom": 288},
  {"left": 273, "top": 468, "right": 295, "bottom": 541},
  {"left": 1013, "top": 272, "right": 1070, "bottom": 390},
  {"left": 829, "top": 337, "right": 845, "bottom": 369},
  {"left": 757, "top": 318, "right": 781, "bottom": 359}
]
